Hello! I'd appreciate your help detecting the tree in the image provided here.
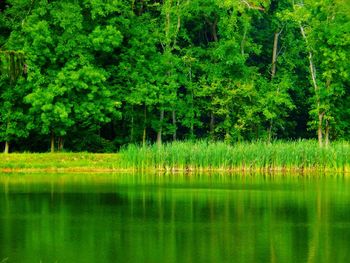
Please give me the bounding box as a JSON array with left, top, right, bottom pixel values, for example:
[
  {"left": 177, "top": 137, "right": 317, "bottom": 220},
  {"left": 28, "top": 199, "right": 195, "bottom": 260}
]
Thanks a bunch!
[
  {"left": 0, "top": 50, "right": 29, "bottom": 153},
  {"left": 1, "top": 0, "right": 350, "bottom": 151},
  {"left": 10, "top": 0, "right": 123, "bottom": 151},
  {"left": 288, "top": 0, "right": 350, "bottom": 146},
  {"left": 116, "top": 7, "right": 162, "bottom": 145}
]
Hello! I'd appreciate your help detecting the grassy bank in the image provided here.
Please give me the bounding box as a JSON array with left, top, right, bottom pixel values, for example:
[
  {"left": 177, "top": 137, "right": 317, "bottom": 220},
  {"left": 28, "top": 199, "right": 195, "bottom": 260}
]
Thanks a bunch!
[
  {"left": 0, "top": 153, "right": 122, "bottom": 172},
  {"left": 1, "top": 141, "right": 350, "bottom": 173},
  {"left": 119, "top": 140, "right": 350, "bottom": 173}
]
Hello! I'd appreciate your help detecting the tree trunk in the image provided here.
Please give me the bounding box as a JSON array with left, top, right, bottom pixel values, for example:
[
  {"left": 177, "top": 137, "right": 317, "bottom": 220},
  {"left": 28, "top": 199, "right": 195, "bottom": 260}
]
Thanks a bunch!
[
  {"left": 157, "top": 109, "right": 164, "bottom": 146},
  {"left": 142, "top": 128, "right": 146, "bottom": 147},
  {"left": 189, "top": 67, "right": 194, "bottom": 139},
  {"left": 4, "top": 119, "right": 10, "bottom": 154},
  {"left": 190, "top": 120, "right": 194, "bottom": 139},
  {"left": 212, "top": 18, "right": 218, "bottom": 42},
  {"left": 268, "top": 120, "right": 273, "bottom": 144},
  {"left": 172, "top": 0, "right": 181, "bottom": 48},
  {"left": 58, "top": 137, "right": 64, "bottom": 152},
  {"left": 325, "top": 120, "right": 329, "bottom": 147},
  {"left": 268, "top": 31, "right": 280, "bottom": 143},
  {"left": 138, "top": 0, "right": 144, "bottom": 15},
  {"left": 50, "top": 131, "right": 55, "bottom": 153},
  {"left": 130, "top": 116, "right": 134, "bottom": 143},
  {"left": 129, "top": 105, "right": 135, "bottom": 143},
  {"left": 210, "top": 112, "right": 215, "bottom": 140},
  {"left": 143, "top": 104, "right": 147, "bottom": 146},
  {"left": 208, "top": 18, "right": 218, "bottom": 141},
  {"left": 271, "top": 32, "right": 279, "bottom": 79},
  {"left": 300, "top": 24, "right": 324, "bottom": 147},
  {"left": 172, "top": 110, "right": 176, "bottom": 141},
  {"left": 4, "top": 141, "right": 9, "bottom": 154},
  {"left": 255, "top": 125, "right": 259, "bottom": 140},
  {"left": 318, "top": 113, "right": 324, "bottom": 148},
  {"left": 325, "top": 80, "right": 331, "bottom": 148}
]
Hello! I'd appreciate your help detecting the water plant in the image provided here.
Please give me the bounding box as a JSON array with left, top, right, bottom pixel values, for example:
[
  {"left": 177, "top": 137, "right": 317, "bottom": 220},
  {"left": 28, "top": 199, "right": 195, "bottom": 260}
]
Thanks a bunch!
[{"left": 119, "top": 140, "right": 350, "bottom": 172}]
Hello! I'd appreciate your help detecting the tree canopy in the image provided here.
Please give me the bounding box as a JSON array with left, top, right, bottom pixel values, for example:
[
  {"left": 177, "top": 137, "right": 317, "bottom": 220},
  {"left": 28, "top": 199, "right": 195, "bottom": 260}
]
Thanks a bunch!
[{"left": 0, "top": 0, "right": 349, "bottom": 152}]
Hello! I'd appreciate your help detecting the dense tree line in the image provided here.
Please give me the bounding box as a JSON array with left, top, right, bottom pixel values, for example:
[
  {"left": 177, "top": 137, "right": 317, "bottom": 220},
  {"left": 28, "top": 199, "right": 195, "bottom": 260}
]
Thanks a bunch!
[{"left": 0, "top": 0, "right": 349, "bottom": 152}]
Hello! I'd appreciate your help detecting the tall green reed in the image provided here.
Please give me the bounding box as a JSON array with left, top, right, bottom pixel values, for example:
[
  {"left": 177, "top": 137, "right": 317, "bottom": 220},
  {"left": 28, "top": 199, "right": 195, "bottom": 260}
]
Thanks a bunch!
[{"left": 119, "top": 140, "right": 350, "bottom": 172}]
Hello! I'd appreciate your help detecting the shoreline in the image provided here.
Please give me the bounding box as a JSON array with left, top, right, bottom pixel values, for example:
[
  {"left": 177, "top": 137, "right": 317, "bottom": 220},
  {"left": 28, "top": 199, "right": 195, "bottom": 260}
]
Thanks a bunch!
[
  {"left": 0, "top": 157, "right": 349, "bottom": 174},
  {"left": 1, "top": 141, "right": 350, "bottom": 174}
]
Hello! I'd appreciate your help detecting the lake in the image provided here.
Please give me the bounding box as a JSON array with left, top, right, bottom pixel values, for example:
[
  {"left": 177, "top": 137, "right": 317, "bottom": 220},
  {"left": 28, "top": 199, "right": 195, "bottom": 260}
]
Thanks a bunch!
[{"left": 1, "top": 173, "right": 350, "bottom": 263}]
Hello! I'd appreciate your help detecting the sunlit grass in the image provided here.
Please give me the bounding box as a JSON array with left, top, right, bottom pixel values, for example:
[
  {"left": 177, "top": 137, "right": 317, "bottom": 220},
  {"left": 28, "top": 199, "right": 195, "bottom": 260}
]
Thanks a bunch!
[
  {"left": 0, "top": 153, "right": 122, "bottom": 171},
  {"left": 1, "top": 140, "right": 350, "bottom": 172},
  {"left": 119, "top": 140, "right": 350, "bottom": 172}
]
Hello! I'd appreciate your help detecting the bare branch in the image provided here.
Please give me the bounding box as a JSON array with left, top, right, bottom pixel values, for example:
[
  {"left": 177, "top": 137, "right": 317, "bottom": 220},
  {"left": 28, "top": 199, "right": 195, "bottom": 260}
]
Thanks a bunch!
[
  {"left": 172, "top": 0, "right": 181, "bottom": 49},
  {"left": 240, "top": 0, "right": 265, "bottom": 11}
]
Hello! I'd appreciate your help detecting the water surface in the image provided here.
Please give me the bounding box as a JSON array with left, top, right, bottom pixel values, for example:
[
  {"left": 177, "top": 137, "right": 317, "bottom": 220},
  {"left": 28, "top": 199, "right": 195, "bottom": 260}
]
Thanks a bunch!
[{"left": 0, "top": 173, "right": 350, "bottom": 263}]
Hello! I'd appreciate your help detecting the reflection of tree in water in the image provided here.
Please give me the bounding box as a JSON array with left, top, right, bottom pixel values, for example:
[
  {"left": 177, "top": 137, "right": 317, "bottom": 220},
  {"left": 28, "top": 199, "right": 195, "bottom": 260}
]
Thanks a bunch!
[{"left": 1, "top": 175, "right": 350, "bottom": 262}]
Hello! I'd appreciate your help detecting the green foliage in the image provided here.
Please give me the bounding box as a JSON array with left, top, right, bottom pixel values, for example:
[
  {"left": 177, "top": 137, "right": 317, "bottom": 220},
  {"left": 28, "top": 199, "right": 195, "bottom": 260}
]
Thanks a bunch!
[
  {"left": 4, "top": 0, "right": 122, "bottom": 145},
  {"left": 0, "top": 0, "right": 349, "bottom": 151}
]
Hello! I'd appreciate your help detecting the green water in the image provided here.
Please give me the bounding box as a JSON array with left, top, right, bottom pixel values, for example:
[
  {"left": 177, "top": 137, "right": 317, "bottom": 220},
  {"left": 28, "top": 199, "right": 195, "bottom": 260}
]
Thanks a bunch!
[{"left": 1, "top": 173, "right": 350, "bottom": 263}]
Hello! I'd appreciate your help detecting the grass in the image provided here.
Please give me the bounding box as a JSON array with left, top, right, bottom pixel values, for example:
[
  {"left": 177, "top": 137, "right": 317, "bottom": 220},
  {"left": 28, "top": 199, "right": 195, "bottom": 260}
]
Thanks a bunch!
[
  {"left": 0, "top": 152, "right": 122, "bottom": 172},
  {"left": 1, "top": 140, "right": 350, "bottom": 173},
  {"left": 119, "top": 140, "right": 350, "bottom": 173}
]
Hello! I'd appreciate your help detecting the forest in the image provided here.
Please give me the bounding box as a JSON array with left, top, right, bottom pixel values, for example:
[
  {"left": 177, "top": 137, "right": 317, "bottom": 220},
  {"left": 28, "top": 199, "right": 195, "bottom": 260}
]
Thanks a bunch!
[{"left": 0, "top": 0, "right": 349, "bottom": 153}]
